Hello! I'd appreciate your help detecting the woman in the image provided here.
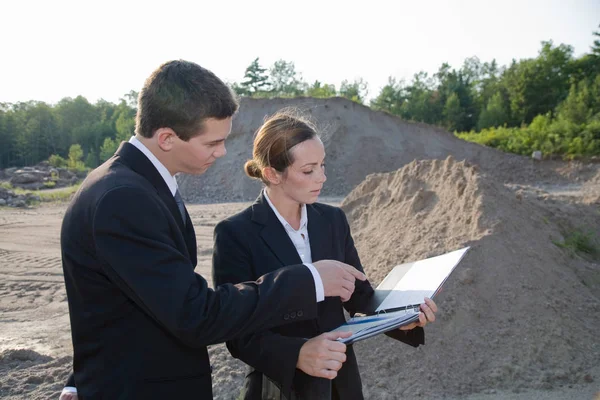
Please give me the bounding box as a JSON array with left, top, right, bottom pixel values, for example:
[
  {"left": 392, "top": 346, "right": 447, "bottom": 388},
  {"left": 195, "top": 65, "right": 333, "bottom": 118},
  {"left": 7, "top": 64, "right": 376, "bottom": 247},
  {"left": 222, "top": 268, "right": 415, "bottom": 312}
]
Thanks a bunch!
[{"left": 212, "top": 110, "right": 437, "bottom": 400}]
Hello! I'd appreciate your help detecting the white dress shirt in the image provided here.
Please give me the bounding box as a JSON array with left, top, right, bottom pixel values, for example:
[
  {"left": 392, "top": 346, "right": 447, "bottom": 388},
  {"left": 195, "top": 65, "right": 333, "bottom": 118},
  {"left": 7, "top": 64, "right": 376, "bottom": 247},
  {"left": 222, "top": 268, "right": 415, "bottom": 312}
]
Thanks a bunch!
[
  {"left": 129, "top": 136, "right": 178, "bottom": 196},
  {"left": 263, "top": 190, "right": 324, "bottom": 302}
]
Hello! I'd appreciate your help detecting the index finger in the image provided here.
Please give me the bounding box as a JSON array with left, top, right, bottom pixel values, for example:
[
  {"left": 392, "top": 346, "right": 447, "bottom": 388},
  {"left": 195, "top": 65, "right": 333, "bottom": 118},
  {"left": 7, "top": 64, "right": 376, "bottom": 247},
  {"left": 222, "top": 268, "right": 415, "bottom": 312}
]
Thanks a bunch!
[
  {"left": 323, "top": 331, "right": 351, "bottom": 340},
  {"left": 400, "top": 322, "right": 418, "bottom": 331},
  {"left": 340, "top": 264, "right": 366, "bottom": 281},
  {"left": 418, "top": 311, "right": 427, "bottom": 326},
  {"left": 327, "top": 340, "right": 348, "bottom": 353},
  {"left": 424, "top": 297, "right": 438, "bottom": 313}
]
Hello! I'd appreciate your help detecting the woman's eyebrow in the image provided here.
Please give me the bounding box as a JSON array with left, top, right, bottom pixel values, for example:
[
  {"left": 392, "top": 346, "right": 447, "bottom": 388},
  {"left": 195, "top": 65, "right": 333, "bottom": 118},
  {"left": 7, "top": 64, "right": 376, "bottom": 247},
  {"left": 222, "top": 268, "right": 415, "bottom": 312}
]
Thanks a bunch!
[{"left": 300, "top": 162, "right": 319, "bottom": 167}]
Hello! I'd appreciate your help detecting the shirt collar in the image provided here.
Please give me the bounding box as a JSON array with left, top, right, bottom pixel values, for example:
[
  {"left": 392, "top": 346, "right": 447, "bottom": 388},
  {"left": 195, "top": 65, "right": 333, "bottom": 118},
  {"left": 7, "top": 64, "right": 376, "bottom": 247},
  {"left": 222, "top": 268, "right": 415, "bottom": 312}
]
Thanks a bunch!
[
  {"left": 129, "top": 136, "right": 178, "bottom": 196},
  {"left": 263, "top": 189, "right": 308, "bottom": 232}
]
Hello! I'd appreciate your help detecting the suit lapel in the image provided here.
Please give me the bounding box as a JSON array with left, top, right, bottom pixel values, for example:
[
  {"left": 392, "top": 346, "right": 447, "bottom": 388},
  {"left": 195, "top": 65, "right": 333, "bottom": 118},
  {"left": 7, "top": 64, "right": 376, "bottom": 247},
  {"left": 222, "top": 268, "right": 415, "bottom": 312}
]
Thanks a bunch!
[
  {"left": 253, "top": 194, "right": 331, "bottom": 333},
  {"left": 252, "top": 194, "right": 302, "bottom": 272},
  {"left": 307, "top": 204, "right": 332, "bottom": 262},
  {"left": 183, "top": 208, "right": 197, "bottom": 265},
  {"left": 115, "top": 142, "right": 195, "bottom": 261}
]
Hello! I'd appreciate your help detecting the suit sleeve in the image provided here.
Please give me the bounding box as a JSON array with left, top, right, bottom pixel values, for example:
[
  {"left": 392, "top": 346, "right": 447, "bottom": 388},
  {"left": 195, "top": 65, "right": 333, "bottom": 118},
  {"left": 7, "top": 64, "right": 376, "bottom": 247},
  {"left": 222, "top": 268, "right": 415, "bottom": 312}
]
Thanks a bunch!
[
  {"left": 65, "top": 372, "right": 75, "bottom": 388},
  {"left": 92, "top": 186, "right": 318, "bottom": 348},
  {"left": 338, "top": 208, "right": 425, "bottom": 347},
  {"left": 212, "top": 220, "right": 305, "bottom": 398}
]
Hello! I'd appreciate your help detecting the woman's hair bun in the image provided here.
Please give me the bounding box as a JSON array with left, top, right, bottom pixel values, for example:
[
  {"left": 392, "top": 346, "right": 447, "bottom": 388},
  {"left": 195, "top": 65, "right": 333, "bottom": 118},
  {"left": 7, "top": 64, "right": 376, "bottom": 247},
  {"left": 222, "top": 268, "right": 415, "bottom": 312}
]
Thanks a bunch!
[{"left": 244, "top": 159, "right": 262, "bottom": 179}]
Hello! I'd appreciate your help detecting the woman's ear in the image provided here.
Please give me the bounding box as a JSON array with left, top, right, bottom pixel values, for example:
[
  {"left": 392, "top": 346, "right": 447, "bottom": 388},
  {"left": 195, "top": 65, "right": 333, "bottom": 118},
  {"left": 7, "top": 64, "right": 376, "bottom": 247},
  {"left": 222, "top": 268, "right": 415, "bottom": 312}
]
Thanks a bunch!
[
  {"left": 156, "top": 128, "right": 178, "bottom": 151},
  {"left": 262, "top": 166, "right": 282, "bottom": 185}
]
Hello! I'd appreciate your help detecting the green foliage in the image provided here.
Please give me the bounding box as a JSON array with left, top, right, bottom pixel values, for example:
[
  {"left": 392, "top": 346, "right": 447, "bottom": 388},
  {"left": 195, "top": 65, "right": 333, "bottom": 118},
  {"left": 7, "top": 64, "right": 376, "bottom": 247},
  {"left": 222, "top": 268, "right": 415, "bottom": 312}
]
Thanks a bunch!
[
  {"left": 85, "top": 151, "right": 98, "bottom": 168},
  {"left": 370, "top": 33, "right": 596, "bottom": 144},
  {"left": 2, "top": 183, "right": 80, "bottom": 203},
  {"left": 554, "top": 229, "right": 600, "bottom": 259},
  {"left": 398, "top": 72, "right": 439, "bottom": 124},
  {"left": 269, "top": 60, "right": 303, "bottom": 97},
  {"left": 0, "top": 107, "right": 16, "bottom": 167},
  {"left": 557, "top": 77, "right": 599, "bottom": 124},
  {"left": 10, "top": 101, "right": 61, "bottom": 166},
  {"left": 234, "top": 58, "right": 342, "bottom": 100},
  {"left": 477, "top": 92, "right": 508, "bottom": 130},
  {"left": 591, "top": 26, "right": 600, "bottom": 58},
  {"left": 230, "top": 82, "right": 248, "bottom": 97},
  {"left": 48, "top": 154, "right": 67, "bottom": 168},
  {"left": 99, "top": 137, "right": 118, "bottom": 162},
  {"left": 0, "top": 92, "right": 136, "bottom": 169},
  {"left": 436, "top": 60, "right": 477, "bottom": 130},
  {"left": 68, "top": 144, "right": 86, "bottom": 172},
  {"left": 339, "top": 78, "right": 368, "bottom": 104},
  {"left": 504, "top": 42, "right": 574, "bottom": 125},
  {"left": 37, "top": 184, "right": 80, "bottom": 202},
  {"left": 457, "top": 115, "right": 600, "bottom": 159},
  {"left": 240, "top": 58, "right": 269, "bottom": 94},
  {"left": 443, "top": 93, "right": 464, "bottom": 131},
  {"left": 115, "top": 108, "right": 136, "bottom": 141},
  {"left": 234, "top": 58, "right": 341, "bottom": 100},
  {"left": 370, "top": 77, "right": 406, "bottom": 115},
  {"left": 121, "top": 90, "right": 139, "bottom": 109},
  {"left": 454, "top": 30, "right": 600, "bottom": 159},
  {"left": 305, "top": 81, "right": 337, "bottom": 98}
]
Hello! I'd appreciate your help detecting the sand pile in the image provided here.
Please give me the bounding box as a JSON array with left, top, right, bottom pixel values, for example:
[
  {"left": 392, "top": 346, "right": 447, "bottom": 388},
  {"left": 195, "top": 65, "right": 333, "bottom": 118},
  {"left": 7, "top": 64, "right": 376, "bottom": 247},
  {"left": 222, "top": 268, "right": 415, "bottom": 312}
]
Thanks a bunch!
[
  {"left": 583, "top": 170, "right": 600, "bottom": 204},
  {"left": 178, "top": 97, "right": 576, "bottom": 203},
  {"left": 0, "top": 156, "right": 598, "bottom": 399},
  {"left": 340, "top": 156, "right": 599, "bottom": 398},
  {"left": 0, "top": 350, "right": 72, "bottom": 399}
]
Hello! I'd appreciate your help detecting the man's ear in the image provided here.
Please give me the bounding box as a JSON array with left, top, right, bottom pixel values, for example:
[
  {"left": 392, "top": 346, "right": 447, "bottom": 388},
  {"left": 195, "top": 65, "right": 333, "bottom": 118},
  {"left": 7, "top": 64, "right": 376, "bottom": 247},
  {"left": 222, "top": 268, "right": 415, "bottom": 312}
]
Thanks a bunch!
[
  {"left": 262, "top": 166, "right": 282, "bottom": 185},
  {"left": 156, "top": 128, "right": 178, "bottom": 151}
]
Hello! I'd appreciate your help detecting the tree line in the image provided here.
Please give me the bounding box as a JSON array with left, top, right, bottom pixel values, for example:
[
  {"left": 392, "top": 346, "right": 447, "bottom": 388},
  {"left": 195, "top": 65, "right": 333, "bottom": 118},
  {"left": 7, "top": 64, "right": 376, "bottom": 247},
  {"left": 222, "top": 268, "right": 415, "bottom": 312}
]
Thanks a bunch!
[
  {"left": 0, "top": 91, "right": 137, "bottom": 169},
  {"left": 0, "top": 28, "right": 598, "bottom": 170}
]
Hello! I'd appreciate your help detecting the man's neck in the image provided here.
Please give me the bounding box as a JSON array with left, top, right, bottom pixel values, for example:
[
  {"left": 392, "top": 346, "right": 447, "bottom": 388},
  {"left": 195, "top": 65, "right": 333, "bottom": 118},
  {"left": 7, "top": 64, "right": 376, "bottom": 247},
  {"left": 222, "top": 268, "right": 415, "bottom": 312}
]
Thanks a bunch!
[{"left": 135, "top": 135, "right": 176, "bottom": 176}]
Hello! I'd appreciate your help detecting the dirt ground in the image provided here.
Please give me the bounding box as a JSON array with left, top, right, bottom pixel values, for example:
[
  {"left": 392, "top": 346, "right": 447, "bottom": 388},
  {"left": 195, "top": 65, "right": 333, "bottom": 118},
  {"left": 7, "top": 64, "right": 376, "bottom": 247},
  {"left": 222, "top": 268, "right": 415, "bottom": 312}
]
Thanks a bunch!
[
  {"left": 0, "top": 190, "right": 598, "bottom": 399},
  {"left": 1, "top": 97, "right": 599, "bottom": 399},
  {"left": 0, "top": 202, "right": 248, "bottom": 399}
]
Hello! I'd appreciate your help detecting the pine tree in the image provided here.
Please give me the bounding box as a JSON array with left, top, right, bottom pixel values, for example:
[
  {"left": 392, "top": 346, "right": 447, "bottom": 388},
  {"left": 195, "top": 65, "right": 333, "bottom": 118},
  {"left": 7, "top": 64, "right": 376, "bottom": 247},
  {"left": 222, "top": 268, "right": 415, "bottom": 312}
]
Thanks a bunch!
[{"left": 241, "top": 58, "right": 269, "bottom": 94}]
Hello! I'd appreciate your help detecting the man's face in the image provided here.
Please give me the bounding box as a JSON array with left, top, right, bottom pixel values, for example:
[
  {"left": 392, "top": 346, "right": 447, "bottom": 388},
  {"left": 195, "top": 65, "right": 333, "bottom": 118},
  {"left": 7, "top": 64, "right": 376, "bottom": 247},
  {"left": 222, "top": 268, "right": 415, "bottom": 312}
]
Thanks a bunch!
[{"left": 172, "top": 117, "right": 232, "bottom": 175}]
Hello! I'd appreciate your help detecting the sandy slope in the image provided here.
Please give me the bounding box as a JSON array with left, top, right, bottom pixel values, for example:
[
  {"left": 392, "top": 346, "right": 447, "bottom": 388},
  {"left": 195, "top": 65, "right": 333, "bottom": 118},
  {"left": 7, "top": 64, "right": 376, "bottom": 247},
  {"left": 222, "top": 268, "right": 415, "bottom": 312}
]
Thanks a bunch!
[{"left": 1, "top": 193, "right": 598, "bottom": 399}]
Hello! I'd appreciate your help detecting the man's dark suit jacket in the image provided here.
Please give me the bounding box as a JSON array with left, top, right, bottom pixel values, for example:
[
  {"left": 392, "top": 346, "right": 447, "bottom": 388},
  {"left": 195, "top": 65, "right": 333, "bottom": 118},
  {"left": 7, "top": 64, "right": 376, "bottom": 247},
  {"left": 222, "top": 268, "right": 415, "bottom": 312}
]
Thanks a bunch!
[
  {"left": 61, "top": 143, "right": 319, "bottom": 399},
  {"left": 212, "top": 194, "right": 424, "bottom": 400}
]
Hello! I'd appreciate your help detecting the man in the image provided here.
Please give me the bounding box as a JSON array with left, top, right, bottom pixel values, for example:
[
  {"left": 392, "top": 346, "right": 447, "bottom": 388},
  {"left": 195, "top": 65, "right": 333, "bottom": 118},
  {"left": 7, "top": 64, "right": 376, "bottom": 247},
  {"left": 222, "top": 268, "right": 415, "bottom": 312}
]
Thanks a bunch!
[{"left": 60, "top": 60, "right": 364, "bottom": 399}]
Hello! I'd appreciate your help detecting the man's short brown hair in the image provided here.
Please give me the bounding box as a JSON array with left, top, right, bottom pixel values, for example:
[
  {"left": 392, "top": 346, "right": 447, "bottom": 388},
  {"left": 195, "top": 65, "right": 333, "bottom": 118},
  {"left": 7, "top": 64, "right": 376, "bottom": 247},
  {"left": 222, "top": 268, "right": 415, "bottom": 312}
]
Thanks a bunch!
[{"left": 136, "top": 60, "right": 239, "bottom": 141}]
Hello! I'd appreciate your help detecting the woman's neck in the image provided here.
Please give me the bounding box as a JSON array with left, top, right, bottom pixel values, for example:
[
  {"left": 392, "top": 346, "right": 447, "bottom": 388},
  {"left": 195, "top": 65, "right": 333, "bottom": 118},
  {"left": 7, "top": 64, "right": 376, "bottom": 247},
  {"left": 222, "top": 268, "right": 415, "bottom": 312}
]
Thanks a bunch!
[{"left": 265, "top": 187, "right": 302, "bottom": 230}]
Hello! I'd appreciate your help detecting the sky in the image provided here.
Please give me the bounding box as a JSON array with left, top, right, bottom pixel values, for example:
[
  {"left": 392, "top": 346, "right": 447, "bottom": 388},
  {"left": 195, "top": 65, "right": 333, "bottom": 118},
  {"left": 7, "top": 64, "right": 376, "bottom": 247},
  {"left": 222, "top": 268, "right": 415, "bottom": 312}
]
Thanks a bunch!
[{"left": 1, "top": 0, "right": 599, "bottom": 105}]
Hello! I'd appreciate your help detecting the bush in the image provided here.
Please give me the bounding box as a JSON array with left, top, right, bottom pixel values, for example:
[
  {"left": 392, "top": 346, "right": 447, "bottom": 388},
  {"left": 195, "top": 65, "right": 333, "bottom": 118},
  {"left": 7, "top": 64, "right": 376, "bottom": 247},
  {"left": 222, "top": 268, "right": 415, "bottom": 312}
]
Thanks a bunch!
[
  {"left": 456, "top": 118, "right": 600, "bottom": 159},
  {"left": 554, "top": 229, "right": 600, "bottom": 259},
  {"left": 48, "top": 154, "right": 67, "bottom": 168},
  {"left": 67, "top": 144, "right": 86, "bottom": 172}
]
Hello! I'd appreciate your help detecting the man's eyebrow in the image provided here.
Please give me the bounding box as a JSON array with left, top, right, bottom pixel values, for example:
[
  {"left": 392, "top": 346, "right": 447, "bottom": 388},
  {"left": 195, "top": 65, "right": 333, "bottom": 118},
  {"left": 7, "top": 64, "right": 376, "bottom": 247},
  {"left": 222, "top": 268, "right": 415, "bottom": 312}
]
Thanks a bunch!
[{"left": 206, "top": 138, "right": 226, "bottom": 144}]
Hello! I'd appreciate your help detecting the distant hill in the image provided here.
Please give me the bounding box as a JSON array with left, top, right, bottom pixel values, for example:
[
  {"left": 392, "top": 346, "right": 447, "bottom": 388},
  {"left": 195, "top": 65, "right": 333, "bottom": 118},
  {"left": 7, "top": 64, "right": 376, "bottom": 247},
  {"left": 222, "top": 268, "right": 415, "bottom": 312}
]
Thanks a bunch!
[{"left": 177, "top": 97, "right": 573, "bottom": 203}]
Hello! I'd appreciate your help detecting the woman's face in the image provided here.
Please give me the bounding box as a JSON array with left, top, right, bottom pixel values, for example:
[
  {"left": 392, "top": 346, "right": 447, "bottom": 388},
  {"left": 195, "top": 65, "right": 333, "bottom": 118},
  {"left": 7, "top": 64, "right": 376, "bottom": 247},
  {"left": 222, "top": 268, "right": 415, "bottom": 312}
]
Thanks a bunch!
[{"left": 277, "top": 137, "right": 327, "bottom": 205}]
